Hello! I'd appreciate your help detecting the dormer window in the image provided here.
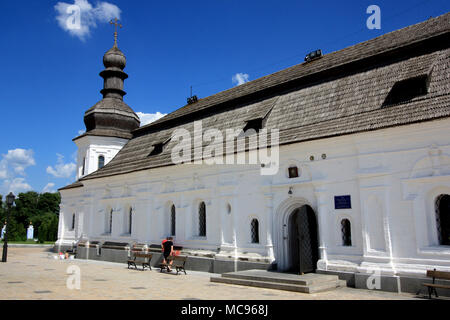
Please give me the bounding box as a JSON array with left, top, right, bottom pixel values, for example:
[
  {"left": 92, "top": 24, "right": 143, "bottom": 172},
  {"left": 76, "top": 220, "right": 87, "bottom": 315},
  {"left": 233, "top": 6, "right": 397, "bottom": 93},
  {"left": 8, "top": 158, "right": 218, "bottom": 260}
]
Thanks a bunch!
[
  {"left": 383, "top": 74, "right": 429, "bottom": 106},
  {"left": 149, "top": 138, "right": 170, "bottom": 156},
  {"left": 243, "top": 118, "right": 263, "bottom": 133},
  {"left": 149, "top": 143, "right": 163, "bottom": 156},
  {"left": 149, "top": 138, "right": 171, "bottom": 156}
]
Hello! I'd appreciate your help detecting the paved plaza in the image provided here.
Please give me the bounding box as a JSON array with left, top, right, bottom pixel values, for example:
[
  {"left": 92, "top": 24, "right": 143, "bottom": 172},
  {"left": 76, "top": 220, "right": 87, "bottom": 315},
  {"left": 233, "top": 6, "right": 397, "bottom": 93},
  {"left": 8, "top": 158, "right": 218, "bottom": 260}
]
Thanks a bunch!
[{"left": 0, "top": 247, "right": 421, "bottom": 300}]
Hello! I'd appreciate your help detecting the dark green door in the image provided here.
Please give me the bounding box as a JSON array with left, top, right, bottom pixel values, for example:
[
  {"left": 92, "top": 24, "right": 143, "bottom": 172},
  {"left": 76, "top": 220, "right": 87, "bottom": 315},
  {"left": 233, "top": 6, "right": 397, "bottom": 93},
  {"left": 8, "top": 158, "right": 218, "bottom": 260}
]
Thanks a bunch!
[{"left": 289, "top": 206, "right": 319, "bottom": 274}]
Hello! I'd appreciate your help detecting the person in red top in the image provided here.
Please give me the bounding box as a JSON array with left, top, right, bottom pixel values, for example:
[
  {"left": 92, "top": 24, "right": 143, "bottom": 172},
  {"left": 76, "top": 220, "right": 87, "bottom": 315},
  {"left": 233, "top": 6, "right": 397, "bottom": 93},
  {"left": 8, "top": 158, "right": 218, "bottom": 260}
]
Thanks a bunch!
[{"left": 161, "top": 237, "right": 174, "bottom": 272}]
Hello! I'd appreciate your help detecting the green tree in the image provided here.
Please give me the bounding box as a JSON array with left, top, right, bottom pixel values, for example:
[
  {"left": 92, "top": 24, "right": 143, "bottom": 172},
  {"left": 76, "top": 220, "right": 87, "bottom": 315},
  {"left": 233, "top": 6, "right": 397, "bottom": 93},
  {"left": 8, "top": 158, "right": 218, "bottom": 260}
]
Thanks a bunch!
[
  {"left": 38, "top": 193, "right": 61, "bottom": 215},
  {"left": 7, "top": 218, "right": 27, "bottom": 241},
  {"left": 1, "top": 191, "right": 60, "bottom": 243},
  {"left": 0, "top": 195, "right": 5, "bottom": 225},
  {"left": 13, "top": 191, "right": 39, "bottom": 227},
  {"left": 36, "top": 213, "right": 59, "bottom": 243}
]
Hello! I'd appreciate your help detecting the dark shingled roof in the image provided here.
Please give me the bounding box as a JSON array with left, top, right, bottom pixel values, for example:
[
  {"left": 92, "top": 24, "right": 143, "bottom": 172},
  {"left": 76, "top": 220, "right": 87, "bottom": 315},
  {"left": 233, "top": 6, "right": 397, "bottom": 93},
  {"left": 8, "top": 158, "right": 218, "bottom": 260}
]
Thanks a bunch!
[
  {"left": 137, "top": 12, "right": 450, "bottom": 131},
  {"left": 61, "top": 13, "right": 450, "bottom": 188},
  {"left": 59, "top": 181, "right": 83, "bottom": 191}
]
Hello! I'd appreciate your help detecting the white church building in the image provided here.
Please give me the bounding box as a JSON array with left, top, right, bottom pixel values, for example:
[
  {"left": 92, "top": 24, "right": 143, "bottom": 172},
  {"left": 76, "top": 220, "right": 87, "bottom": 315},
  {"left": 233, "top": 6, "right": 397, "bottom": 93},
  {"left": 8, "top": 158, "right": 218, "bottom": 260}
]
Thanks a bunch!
[{"left": 56, "top": 13, "right": 450, "bottom": 293}]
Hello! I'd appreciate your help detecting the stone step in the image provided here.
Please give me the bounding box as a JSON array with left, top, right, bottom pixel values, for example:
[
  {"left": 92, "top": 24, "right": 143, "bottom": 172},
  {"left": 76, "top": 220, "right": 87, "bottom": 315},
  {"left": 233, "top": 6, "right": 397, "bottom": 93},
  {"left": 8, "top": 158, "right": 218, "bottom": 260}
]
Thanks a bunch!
[
  {"left": 221, "top": 270, "right": 339, "bottom": 286},
  {"left": 211, "top": 276, "right": 343, "bottom": 294}
]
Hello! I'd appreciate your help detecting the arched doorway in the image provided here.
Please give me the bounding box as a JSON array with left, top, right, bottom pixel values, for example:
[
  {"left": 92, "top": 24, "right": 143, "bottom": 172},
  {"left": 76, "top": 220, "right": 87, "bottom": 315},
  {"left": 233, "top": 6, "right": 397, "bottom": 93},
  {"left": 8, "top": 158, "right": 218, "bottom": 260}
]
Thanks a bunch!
[{"left": 288, "top": 205, "right": 319, "bottom": 274}]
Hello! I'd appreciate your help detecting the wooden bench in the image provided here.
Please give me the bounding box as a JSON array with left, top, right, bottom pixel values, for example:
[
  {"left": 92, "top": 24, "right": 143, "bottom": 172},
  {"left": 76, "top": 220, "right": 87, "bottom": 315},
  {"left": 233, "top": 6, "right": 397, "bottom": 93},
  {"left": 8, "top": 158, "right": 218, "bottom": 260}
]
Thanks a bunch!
[
  {"left": 159, "top": 255, "right": 187, "bottom": 275},
  {"left": 127, "top": 252, "right": 152, "bottom": 271},
  {"left": 423, "top": 269, "right": 450, "bottom": 298}
]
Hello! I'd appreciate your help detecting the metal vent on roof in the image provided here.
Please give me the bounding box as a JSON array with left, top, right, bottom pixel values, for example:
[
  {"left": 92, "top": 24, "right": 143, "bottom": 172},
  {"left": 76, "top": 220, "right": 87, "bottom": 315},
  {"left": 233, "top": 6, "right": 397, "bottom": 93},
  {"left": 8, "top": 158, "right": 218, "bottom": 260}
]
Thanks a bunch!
[
  {"left": 187, "top": 95, "right": 198, "bottom": 104},
  {"left": 304, "top": 49, "right": 322, "bottom": 62}
]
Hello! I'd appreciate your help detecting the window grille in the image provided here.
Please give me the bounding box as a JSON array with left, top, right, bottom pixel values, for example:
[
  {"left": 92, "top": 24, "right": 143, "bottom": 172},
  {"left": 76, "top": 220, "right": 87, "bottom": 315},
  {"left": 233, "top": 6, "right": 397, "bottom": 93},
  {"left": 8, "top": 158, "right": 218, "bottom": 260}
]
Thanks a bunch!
[
  {"left": 251, "top": 219, "right": 259, "bottom": 243},
  {"left": 341, "top": 219, "right": 352, "bottom": 246},
  {"left": 199, "top": 202, "right": 206, "bottom": 237}
]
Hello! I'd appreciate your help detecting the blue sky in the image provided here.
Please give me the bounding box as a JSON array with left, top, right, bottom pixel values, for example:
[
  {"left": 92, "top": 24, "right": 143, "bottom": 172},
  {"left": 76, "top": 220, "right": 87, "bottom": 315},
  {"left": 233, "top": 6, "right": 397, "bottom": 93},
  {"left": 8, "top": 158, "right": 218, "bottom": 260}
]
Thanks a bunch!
[{"left": 0, "top": 0, "right": 449, "bottom": 195}]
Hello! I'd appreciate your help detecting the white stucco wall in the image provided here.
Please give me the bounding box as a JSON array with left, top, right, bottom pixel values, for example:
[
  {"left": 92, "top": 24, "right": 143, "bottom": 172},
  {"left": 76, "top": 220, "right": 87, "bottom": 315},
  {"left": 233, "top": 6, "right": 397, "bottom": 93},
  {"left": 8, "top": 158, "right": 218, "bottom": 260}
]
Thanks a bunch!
[{"left": 57, "top": 118, "right": 450, "bottom": 278}]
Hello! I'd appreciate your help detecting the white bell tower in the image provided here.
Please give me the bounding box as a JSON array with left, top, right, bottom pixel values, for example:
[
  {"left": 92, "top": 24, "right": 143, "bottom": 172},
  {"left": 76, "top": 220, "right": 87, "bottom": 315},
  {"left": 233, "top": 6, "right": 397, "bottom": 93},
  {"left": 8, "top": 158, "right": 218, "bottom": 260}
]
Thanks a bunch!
[{"left": 73, "top": 20, "right": 140, "bottom": 179}]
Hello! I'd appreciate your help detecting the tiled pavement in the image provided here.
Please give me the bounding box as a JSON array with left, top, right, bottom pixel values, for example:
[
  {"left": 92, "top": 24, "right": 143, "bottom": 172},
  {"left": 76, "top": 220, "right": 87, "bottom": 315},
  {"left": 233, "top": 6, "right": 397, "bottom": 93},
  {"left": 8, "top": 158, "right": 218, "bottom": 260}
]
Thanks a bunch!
[{"left": 0, "top": 248, "right": 420, "bottom": 300}]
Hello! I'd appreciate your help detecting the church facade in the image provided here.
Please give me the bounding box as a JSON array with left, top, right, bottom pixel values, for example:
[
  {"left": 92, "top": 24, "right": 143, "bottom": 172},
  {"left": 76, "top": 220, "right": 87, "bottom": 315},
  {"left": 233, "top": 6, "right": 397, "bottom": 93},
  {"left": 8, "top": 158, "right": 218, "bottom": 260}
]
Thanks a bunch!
[{"left": 56, "top": 13, "right": 450, "bottom": 293}]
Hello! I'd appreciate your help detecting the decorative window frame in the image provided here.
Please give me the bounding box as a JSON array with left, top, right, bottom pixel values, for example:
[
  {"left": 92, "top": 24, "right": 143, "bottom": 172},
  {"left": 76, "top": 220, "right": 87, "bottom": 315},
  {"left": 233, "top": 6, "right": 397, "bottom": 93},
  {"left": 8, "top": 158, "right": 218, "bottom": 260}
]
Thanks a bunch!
[
  {"left": 191, "top": 199, "right": 209, "bottom": 240},
  {"left": 245, "top": 214, "right": 262, "bottom": 246},
  {"left": 121, "top": 204, "right": 133, "bottom": 237},
  {"left": 402, "top": 175, "right": 450, "bottom": 256},
  {"left": 334, "top": 213, "right": 355, "bottom": 249},
  {"left": 250, "top": 218, "right": 260, "bottom": 244}
]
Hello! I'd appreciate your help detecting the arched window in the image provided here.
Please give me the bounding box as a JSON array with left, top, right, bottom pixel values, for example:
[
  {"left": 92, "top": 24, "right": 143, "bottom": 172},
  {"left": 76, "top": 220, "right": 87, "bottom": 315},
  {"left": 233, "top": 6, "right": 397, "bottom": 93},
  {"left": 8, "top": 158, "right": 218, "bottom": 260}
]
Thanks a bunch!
[
  {"left": 128, "top": 207, "right": 133, "bottom": 235},
  {"left": 251, "top": 219, "right": 259, "bottom": 243},
  {"left": 82, "top": 157, "right": 86, "bottom": 176},
  {"left": 108, "top": 209, "right": 113, "bottom": 234},
  {"left": 341, "top": 219, "right": 352, "bottom": 246},
  {"left": 226, "top": 203, "right": 232, "bottom": 215},
  {"left": 98, "top": 155, "right": 105, "bottom": 169},
  {"left": 199, "top": 202, "right": 206, "bottom": 237},
  {"left": 71, "top": 213, "right": 76, "bottom": 231},
  {"left": 436, "top": 194, "right": 450, "bottom": 245},
  {"left": 171, "top": 205, "right": 176, "bottom": 236}
]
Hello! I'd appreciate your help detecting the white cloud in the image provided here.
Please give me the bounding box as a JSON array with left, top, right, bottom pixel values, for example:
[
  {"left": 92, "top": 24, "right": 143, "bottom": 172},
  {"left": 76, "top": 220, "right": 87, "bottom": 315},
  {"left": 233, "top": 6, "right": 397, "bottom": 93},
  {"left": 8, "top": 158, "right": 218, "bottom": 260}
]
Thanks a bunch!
[
  {"left": 46, "top": 154, "right": 76, "bottom": 178},
  {"left": 0, "top": 160, "right": 7, "bottom": 180},
  {"left": 78, "top": 129, "right": 85, "bottom": 136},
  {"left": 2, "top": 149, "right": 36, "bottom": 176},
  {"left": 2, "top": 178, "right": 32, "bottom": 195},
  {"left": 55, "top": 0, "right": 121, "bottom": 41},
  {"left": 42, "top": 183, "right": 56, "bottom": 193},
  {"left": 137, "top": 112, "right": 167, "bottom": 126},
  {"left": 0, "top": 148, "right": 36, "bottom": 195},
  {"left": 232, "top": 73, "right": 249, "bottom": 86}
]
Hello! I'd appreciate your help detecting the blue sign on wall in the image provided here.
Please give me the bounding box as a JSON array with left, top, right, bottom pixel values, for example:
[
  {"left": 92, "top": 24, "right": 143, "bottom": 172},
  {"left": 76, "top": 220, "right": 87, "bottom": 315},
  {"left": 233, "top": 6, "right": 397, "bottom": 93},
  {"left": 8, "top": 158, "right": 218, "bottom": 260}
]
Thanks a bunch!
[{"left": 334, "top": 195, "right": 351, "bottom": 209}]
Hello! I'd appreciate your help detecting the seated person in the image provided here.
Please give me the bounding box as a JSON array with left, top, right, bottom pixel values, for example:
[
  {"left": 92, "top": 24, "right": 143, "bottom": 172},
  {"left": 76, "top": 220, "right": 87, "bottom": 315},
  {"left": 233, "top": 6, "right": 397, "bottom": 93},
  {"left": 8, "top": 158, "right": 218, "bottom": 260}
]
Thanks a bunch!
[{"left": 161, "top": 237, "right": 174, "bottom": 272}]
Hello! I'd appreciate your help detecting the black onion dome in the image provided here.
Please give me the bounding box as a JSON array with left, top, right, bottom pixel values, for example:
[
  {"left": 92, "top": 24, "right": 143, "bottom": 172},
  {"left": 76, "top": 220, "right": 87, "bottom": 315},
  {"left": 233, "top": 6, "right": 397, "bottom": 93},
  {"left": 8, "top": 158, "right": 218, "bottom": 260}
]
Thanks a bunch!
[
  {"left": 103, "top": 45, "right": 126, "bottom": 70},
  {"left": 78, "top": 43, "right": 140, "bottom": 140}
]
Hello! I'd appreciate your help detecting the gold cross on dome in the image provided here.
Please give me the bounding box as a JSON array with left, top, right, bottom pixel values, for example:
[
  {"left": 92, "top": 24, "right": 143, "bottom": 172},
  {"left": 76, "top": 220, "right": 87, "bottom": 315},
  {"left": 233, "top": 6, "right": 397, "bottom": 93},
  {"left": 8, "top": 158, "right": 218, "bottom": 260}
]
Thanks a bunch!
[{"left": 110, "top": 18, "right": 122, "bottom": 46}]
